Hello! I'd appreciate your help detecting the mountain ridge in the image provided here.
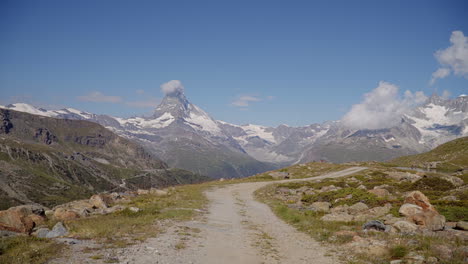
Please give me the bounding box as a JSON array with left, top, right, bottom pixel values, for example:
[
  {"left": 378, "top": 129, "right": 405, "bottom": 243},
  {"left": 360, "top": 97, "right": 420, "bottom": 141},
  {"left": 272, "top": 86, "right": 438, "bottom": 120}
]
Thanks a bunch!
[
  {"left": 2, "top": 93, "right": 467, "bottom": 177},
  {"left": 0, "top": 108, "right": 208, "bottom": 209}
]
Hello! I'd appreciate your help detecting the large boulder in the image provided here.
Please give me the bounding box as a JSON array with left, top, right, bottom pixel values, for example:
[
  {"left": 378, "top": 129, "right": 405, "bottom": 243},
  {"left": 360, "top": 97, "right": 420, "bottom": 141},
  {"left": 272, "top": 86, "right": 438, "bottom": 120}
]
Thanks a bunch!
[
  {"left": 410, "top": 210, "right": 446, "bottom": 231},
  {"left": 310, "top": 202, "right": 331, "bottom": 213},
  {"left": 366, "top": 203, "right": 392, "bottom": 218},
  {"left": 399, "top": 204, "right": 423, "bottom": 217},
  {"left": 45, "top": 222, "right": 69, "bottom": 238},
  {"left": 53, "top": 208, "right": 80, "bottom": 221},
  {"left": 456, "top": 221, "right": 468, "bottom": 231},
  {"left": 0, "top": 205, "right": 46, "bottom": 233},
  {"left": 53, "top": 200, "right": 94, "bottom": 217},
  {"left": 348, "top": 202, "right": 369, "bottom": 215},
  {"left": 89, "top": 194, "right": 113, "bottom": 209},
  {"left": 404, "top": 191, "right": 435, "bottom": 211},
  {"left": 393, "top": 220, "right": 418, "bottom": 234}
]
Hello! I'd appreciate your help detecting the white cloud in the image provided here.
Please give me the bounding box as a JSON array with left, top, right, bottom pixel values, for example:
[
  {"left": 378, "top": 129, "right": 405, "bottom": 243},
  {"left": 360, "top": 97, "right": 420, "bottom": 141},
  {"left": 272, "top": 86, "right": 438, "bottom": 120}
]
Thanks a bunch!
[
  {"left": 342, "top": 81, "right": 427, "bottom": 130},
  {"left": 77, "top": 91, "right": 122, "bottom": 103},
  {"left": 125, "top": 97, "right": 160, "bottom": 108},
  {"left": 231, "top": 95, "right": 261, "bottom": 107},
  {"left": 136, "top": 89, "right": 145, "bottom": 95},
  {"left": 430, "top": 30, "right": 468, "bottom": 84},
  {"left": 161, "top": 80, "right": 184, "bottom": 95},
  {"left": 429, "top": 68, "right": 451, "bottom": 85}
]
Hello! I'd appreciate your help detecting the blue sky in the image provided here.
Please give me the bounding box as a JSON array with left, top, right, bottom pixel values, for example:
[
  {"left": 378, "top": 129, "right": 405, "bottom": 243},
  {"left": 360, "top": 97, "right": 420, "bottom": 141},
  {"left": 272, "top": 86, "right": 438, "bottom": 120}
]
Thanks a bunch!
[{"left": 1, "top": 0, "right": 467, "bottom": 126}]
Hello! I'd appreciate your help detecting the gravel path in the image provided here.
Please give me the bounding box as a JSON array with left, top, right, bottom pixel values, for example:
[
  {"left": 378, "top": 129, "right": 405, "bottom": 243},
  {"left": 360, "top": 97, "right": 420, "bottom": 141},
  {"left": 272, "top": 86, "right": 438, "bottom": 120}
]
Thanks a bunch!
[{"left": 52, "top": 167, "right": 366, "bottom": 264}]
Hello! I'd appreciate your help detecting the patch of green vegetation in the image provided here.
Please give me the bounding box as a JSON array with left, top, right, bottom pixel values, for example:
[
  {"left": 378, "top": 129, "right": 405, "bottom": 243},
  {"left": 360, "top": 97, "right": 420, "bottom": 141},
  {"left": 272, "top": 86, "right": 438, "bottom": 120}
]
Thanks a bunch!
[
  {"left": 391, "top": 136, "right": 468, "bottom": 173},
  {"left": 0, "top": 236, "right": 64, "bottom": 264},
  {"left": 302, "top": 187, "right": 385, "bottom": 207},
  {"left": 435, "top": 204, "right": 468, "bottom": 222},
  {"left": 389, "top": 244, "right": 408, "bottom": 259}
]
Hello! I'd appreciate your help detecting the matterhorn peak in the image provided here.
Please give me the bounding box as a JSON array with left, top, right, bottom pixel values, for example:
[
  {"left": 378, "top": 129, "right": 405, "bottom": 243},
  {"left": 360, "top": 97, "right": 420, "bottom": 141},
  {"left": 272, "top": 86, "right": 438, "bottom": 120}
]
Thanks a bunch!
[{"left": 154, "top": 80, "right": 190, "bottom": 119}]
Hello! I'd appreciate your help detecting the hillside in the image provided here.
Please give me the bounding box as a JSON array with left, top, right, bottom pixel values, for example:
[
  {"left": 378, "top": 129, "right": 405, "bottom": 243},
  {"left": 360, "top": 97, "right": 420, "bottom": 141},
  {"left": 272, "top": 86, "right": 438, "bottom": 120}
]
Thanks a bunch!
[
  {"left": 0, "top": 109, "right": 208, "bottom": 210},
  {"left": 391, "top": 136, "right": 468, "bottom": 172}
]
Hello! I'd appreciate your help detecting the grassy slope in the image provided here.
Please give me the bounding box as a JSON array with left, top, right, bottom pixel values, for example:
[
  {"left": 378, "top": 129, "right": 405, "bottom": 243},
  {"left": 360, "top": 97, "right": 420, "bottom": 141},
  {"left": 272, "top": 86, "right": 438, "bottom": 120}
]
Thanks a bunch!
[{"left": 391, "top": 136, "right": 468, "bottom": 172}]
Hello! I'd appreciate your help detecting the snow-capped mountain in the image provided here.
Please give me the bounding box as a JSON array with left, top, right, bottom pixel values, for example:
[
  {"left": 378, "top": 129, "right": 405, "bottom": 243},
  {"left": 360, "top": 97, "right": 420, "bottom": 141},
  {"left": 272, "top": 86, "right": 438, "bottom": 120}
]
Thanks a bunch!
[{"left": 2, "top": 94, "right": 467, "bottom": 176}]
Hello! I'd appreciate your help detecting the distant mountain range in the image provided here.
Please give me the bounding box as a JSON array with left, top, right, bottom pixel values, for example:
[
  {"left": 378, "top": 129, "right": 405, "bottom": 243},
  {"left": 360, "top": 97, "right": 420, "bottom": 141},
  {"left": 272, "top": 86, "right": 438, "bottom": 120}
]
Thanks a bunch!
[
  {"left": 0, "top": 108, "right": 207, "bottom": 209},
  {"left": 2, "top": 92, "right": 467, "bottom": 178}
]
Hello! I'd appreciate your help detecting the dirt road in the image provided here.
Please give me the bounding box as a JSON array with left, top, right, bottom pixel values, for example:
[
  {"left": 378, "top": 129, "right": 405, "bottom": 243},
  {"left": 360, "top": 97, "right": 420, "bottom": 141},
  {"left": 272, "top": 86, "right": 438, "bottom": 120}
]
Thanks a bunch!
[{"left": 115, "top": 166, "right": 366, "bottom": 264}]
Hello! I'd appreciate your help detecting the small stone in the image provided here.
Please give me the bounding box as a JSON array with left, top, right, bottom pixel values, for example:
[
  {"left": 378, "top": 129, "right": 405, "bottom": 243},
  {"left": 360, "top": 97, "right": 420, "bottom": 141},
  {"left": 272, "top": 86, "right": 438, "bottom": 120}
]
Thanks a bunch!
[
  {"left": 362, "top": 220, "right": 386, "bottom": 231},
  {"left": 348, "top": 202, "right": 369, "bottom": 215},
  {"left": 393, "top": 220, "right": 418, "bottom": 234},
  {"left": 368, "top": 188, "right": 390, "bottom": 198},
  {"left": 425, "top": 256, "right": 438, "bottom": 264},
  {"left": 310, "top": 202, "right": 331, "bottom": 213},
  {"left": 34, "top": 228, "right": 51, "bottom": 238},
  {"left": 129, "top": 207, "right": 141, "bottom": 213},
  {"left": 456, "top": 221, "right": 468, "bottom": 231},
  {"left": 45, "top": 222, "right": 68, "bottom": 238},
  {"left": 390, "top": 260, "right": 403, "bottom": 264}
]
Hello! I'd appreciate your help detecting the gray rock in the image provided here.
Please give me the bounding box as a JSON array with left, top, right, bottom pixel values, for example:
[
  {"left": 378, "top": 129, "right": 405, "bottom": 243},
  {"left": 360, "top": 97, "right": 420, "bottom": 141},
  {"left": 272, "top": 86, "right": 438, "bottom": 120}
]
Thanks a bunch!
[
  {"left": 363, "top": 220, "right": 386, "bottom": 231},
  {"left": 348, "top": 202, "right": 369, "bottom": 215},
  {"left": 0, "top": 230, "right": 21, "bottom": 238},
  {"left": 34, "top": 227, "right": 51, "bottom": 238},
  {"left": 399, "top": 203, "right": 423, "bottom": 217},
  {"left": 456, "top": 221, "right": 468, "bottom": 231},
  {"left": 310, "top": 202, "right": 331, "bottom": 213},
  {"left": 45, "top": 222, "right": 68, "bottom": 238},
  {"left": 393, "top": 220, "right": 418, "bottom": 234}
]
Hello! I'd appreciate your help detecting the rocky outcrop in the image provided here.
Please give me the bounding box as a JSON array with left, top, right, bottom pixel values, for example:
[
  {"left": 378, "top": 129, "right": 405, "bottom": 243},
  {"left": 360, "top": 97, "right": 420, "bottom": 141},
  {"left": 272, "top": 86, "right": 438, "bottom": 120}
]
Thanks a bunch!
[
  {"left": 398, "top": 191, "right": 446, "bottom": 231},
  {"left": 0, "top": 205, "right": 46, "bottom": 233},
  {"left": 404, "top": 191, "right": 435, "bottom": 211}
]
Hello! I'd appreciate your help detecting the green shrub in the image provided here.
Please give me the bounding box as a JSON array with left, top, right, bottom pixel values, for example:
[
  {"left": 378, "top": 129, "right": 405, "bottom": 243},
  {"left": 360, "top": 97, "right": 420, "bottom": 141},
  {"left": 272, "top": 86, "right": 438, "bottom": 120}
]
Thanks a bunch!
[
  {"left": 390, "top": 244, "right": 408, "bottom": 259},
  {"left": 302, "top": 187, "right": 385, "bottom": 207}
]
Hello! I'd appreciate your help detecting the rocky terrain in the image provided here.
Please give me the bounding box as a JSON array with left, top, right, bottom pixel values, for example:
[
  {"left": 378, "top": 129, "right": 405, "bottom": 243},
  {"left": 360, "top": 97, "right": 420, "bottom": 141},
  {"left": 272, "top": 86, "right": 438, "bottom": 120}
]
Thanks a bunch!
[
  {"left": 0, "top": 108, "right": 207, "bottom": 210},
  {"left": 255, "top": 137, "right": 468, "bottom": 263},
  {"left": 2, "top": 94, "right": 467, "bottom": 178}
]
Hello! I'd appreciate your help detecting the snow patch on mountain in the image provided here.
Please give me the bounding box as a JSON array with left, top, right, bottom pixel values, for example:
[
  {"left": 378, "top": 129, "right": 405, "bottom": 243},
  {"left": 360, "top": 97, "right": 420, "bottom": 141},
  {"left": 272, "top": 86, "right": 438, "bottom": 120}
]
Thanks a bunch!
[
  {"left": 185, "top": 106, "right": 222, "bottom": 135},
  {"left": 239, "top": 124, "right": 276, "bottom": 143},
  {"left": 115, "top": 112, "right": 175, "bottom": 129},
  {"left": 4, "top": 103, "right": 58, "bottom": 117}
]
